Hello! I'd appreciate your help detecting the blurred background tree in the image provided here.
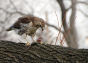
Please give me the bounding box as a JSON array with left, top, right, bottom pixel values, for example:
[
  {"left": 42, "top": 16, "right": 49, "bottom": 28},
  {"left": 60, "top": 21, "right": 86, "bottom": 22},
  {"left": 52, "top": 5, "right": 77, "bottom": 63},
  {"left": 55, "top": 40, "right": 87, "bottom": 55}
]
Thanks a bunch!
[{"left": 0, "top": 0, "right": 88, "bottom": 49}]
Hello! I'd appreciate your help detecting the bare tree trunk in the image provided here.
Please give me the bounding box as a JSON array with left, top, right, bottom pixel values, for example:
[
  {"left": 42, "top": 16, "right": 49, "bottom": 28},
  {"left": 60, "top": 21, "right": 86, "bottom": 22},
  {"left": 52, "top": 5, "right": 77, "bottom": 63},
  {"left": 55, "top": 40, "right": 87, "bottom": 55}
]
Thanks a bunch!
[
  {"left": 69, "top": 0, "right": 78, "bottom": 48},
  {"left": 57, "top": 0, "right": 78, "bottom": 48}
]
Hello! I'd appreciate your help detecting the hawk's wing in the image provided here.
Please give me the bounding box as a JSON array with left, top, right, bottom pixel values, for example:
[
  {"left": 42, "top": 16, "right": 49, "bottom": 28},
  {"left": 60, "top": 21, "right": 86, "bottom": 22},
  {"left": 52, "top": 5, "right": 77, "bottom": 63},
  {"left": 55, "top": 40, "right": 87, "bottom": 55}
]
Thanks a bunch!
[{"left": 6, "top": 16, "right": 32, "bottom": 31}]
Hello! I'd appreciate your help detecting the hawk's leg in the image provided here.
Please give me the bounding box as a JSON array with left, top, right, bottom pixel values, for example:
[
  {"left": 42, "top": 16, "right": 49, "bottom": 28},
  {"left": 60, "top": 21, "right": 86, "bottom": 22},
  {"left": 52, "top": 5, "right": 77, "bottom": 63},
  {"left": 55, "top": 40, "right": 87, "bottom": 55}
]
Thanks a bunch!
[
  {"left": 31, "top": 34, "right": 35, "bottom": 42},
  {"left": 22, "top": 34, "right": 30, "bottom": 46}
]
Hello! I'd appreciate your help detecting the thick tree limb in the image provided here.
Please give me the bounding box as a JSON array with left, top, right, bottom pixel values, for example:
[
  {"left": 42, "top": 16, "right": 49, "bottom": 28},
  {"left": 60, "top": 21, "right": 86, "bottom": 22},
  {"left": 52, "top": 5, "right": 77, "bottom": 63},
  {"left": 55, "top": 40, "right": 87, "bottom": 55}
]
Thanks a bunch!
[{"left": 0, "top": 40, "right": 88, "bottom": 63}]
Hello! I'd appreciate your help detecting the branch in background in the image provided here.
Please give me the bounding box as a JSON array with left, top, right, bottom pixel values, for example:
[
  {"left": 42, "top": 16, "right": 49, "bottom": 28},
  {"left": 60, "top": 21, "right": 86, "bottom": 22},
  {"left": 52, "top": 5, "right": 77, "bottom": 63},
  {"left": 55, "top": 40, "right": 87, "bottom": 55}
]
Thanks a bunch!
[
  {"left": 56, "top": 0, "right": 79, "bottom": 48},
  {"left": 23, "top": 0, "right": 34, "bottom": 14},
  {"left": 66, "top": 5, "right": 72, "bottom": 11},
  {"left": 45, "top": 22, "right": 64, "bottom": 33},
  {"left": 77, "top": 1, "right": 88, "bottom": 17},
  {"left": 55, "top": 11, "right": 63, "bottom": 45},
  {"left": 0, "top": 8, "right": 26, "bottom": 15},
  {"left": 9, "top": 0, "right": 18, "bottom": 11},
  {"left": 69, "top": 0, "right": 78, "bottom": 48},
  {"left": 66, "top": 1, "right": 88, "bottom": 15},
  {"left": 57, "top": 0, "right": 68, "bottom": 32},
  {"left": 70, "top": 0, "right": 77, "bottom": 26},
  {"left": 9, "top": 0, "right": 27, "bottom": 15},
  {"left": 77, "top": 1, "right": 88, "bottom": 5},
  {"left": 78, "top": 9, "right": 88, "bottom": 17}
]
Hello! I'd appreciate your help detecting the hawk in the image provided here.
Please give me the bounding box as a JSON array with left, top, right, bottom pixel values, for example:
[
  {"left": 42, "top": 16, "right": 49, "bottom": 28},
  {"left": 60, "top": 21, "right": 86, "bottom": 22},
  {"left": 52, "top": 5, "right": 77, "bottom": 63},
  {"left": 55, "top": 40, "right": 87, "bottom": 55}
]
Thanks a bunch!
[{"left": 7, "top": 15, "right": 45, "bottom": 46}]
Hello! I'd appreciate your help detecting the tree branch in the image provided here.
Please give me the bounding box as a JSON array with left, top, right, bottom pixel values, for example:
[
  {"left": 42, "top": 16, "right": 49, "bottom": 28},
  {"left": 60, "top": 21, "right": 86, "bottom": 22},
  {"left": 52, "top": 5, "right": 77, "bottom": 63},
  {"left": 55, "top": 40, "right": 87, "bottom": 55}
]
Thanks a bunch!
[
  {"left": 0, "top": 40, "right": 88, "bottom": 63},
  {"left": 77, "top": 1, "right": 88, "bottom": 5},
  {"left": 57, "top": 0, "right": 68, "bottom": 32},
  {"left": 78, "top": 9, "right": 88, "bottom": 17},
  {"left": 0, "top": 8, "right": 26, "bottom": 15},
  {"left": 69, "top": 0, "right": 78, "bottom": 48},
  {"left": 45, "top": 22, "right": 64, "bottom": 33}
]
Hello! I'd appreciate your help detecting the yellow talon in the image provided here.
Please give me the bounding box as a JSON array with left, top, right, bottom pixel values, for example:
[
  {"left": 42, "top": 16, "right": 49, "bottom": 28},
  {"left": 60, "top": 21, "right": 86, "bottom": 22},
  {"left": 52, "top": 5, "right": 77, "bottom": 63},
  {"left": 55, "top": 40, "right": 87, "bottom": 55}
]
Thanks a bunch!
[
  {"left": 25, "top": 42, "right": 30, "bottom": 46},
  {"left": 40, "top": 41, "right": 43, "bottom": 44}
]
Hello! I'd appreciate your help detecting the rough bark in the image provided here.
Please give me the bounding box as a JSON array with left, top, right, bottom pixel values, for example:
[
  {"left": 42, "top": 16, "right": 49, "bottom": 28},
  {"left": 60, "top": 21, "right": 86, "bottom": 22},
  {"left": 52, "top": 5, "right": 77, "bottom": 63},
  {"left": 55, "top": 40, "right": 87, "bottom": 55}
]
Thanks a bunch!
[{"left": 0, "top": 40, "right": 88, "bottom": 63}]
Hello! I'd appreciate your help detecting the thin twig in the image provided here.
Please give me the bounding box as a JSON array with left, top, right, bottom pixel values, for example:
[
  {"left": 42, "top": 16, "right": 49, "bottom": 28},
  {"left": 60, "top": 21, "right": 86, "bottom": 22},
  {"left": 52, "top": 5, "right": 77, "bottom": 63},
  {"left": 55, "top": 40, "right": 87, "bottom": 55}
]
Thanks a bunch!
[
  {"left": 77, "top": 1, "right": 88, "bottom": 5},
  {"left": 0, "top": 8, "right": 26, "bottom": 15},
  {"left": 45, "top": 22, "right": 64, "bottom": 33},
  {"left": 78, "top": 9, "right": 88, "bottom": 17},
  {"left": 9, "top": 0, "right": 18, "bottom": 11}
]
